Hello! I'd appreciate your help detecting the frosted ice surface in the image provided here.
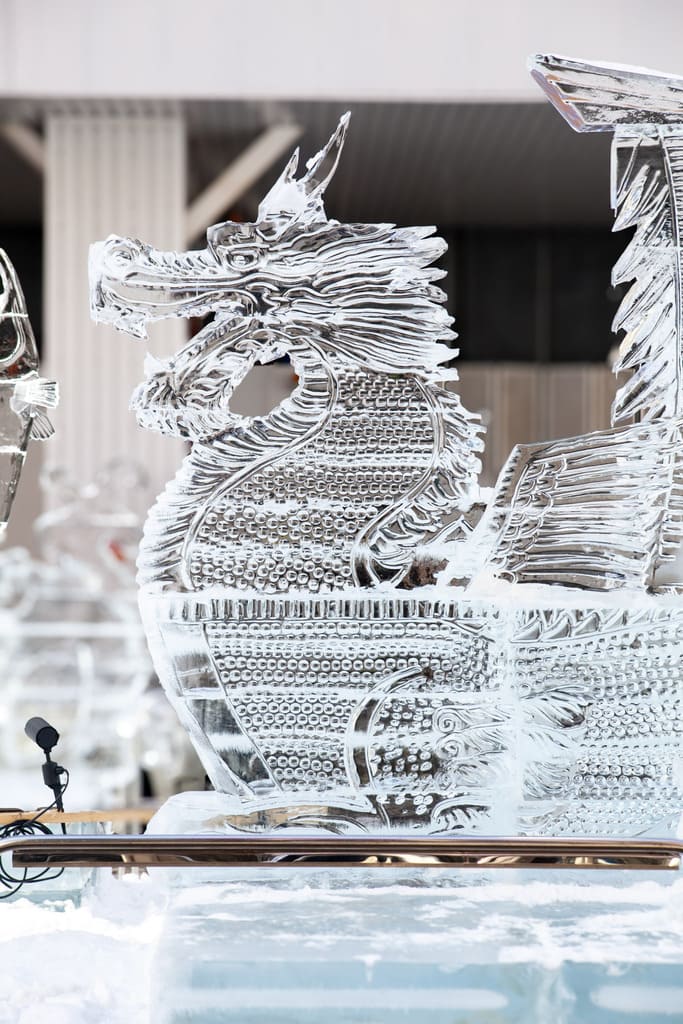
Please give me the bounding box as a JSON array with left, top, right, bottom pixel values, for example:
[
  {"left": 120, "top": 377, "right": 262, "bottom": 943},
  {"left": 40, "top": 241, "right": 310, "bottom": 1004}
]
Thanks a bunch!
[
  {"left": 0, "top": 250, "right": 57, "bottom": 534},
  {"left": 89, "top": 66, "right": 683, "bottom": 836}
]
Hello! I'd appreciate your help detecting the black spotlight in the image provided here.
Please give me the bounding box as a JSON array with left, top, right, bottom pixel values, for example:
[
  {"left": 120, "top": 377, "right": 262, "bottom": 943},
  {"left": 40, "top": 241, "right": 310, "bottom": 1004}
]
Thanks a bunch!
[
  {"left": 25, "top": 717, "right": 59, "bottom": 753},
  {"left": 24, "top": 717, "right": 66, "bottom": 813}
]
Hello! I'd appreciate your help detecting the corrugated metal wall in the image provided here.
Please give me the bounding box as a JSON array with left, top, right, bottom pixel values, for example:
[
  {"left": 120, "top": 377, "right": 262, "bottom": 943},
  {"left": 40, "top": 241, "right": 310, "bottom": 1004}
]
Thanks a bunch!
[{"left": 458, "top": 363, "right": 614, "bottom": 485}]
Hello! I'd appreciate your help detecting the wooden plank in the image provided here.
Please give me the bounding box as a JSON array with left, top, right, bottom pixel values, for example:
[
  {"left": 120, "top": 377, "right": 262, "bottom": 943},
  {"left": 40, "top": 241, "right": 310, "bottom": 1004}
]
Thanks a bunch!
[{"left": 0, "top": 806, "right": 159, "bottom": 826}]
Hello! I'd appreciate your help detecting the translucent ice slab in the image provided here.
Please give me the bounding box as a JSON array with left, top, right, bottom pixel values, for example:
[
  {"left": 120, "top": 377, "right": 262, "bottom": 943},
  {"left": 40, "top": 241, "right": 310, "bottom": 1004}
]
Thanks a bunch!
[
  {"left": 4, "top": 862, "right": 682, "bottom": 1023},
  {"left": 147, "top": 866, "right": 683, "bottom": 1024}
]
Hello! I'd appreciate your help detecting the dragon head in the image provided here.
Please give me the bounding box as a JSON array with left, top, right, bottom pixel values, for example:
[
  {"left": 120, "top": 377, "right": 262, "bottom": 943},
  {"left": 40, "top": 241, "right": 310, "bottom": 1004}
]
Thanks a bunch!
[
  {"left": 90, "top": 115, "right": 351, "bottom": 339},
  {"left": 90, "top": 113, "right": 454, "bottom": 441}
]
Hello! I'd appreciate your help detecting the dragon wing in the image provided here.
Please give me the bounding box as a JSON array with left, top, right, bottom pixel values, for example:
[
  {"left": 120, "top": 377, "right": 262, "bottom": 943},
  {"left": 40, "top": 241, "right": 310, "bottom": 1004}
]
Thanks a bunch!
[{"left": 463, "top": 420, "right": 683, "bottom": 592}]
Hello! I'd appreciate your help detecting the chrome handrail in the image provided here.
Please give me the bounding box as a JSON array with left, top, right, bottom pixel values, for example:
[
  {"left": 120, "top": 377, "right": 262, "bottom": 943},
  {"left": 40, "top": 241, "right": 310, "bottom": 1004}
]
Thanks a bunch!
[{"left": 2, "top": 834, "right": 682, "bottom": 871}]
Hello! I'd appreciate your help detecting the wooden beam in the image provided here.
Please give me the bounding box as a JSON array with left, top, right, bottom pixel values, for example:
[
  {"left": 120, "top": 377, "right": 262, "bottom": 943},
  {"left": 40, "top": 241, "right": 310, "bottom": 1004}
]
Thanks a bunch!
[
  {"left": 185, "top": 122, "right": 301, "bottom": 244},
  {"left": 0, "top": 122, "right": 45, "bottom": 174}
]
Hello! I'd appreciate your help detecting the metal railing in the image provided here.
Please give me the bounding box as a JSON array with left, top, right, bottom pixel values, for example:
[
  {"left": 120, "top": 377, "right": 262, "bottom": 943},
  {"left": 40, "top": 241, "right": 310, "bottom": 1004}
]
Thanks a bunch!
[{"left": 2, "top": 834, "right": 682, "bottom": 871}]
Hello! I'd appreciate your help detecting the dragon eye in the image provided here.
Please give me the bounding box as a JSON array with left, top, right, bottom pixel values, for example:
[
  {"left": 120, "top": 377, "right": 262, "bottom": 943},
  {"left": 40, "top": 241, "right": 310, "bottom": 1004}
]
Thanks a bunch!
[
  {"left": 229, "top": 250, "right": 258, "bottom": 269},
  {"left": 108, "top": 244, "right": 137, "bottom": 267}
]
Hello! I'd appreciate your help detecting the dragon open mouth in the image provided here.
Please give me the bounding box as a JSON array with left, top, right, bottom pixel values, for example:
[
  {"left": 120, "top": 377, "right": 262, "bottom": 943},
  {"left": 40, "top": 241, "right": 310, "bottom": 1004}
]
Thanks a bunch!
[{"left": 89, "top": 237, "right": 255, "bottom": 339}]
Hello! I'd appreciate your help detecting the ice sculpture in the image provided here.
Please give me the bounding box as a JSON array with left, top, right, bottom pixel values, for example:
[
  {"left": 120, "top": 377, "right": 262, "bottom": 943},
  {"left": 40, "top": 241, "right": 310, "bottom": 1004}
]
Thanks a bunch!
[
  {"left": 90, "top": 82, "right": 683, "bottom": 837},
  {"left": 0, "top": 250, "right": 58, "bottom": 533}
]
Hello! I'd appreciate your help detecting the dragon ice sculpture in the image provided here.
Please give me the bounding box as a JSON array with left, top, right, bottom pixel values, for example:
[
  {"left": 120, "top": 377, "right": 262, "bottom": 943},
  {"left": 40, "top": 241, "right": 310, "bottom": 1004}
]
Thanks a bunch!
[
  {"left": 0, "top": 251, "right": 58, "bottom": 533},
  {"left": 90, "top": 64, "right": 683, "bottom": 837}
]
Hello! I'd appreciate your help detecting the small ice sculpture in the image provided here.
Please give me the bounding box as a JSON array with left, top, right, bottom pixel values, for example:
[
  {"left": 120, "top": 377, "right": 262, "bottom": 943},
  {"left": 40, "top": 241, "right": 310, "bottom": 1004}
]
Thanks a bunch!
[
  {"left": 90, "top": 78, "right": 683, "bottom": 836},
  {"left": 0, "top": 251, "right": 58, "bottom": 534}
]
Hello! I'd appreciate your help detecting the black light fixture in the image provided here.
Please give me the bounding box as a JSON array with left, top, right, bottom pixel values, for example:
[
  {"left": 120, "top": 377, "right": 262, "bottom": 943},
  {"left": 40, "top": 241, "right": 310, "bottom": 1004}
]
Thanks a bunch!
[
  {"left": 25, "top": 717, "right": 59, "bottom": 753},
  {"left": 25, "top": 717, "right": 67, "bottom": 813}
]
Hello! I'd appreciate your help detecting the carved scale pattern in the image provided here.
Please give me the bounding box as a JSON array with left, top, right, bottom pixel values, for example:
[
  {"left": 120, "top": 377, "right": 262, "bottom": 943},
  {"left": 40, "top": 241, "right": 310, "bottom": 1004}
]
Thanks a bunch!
[{"left": 186, "top": 365, "right": 437, "bottom": 593}]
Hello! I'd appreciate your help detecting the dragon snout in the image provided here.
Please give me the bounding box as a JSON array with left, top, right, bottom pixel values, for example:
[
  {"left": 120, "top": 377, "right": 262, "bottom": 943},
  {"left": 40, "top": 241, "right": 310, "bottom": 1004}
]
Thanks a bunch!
[
  {"left": 89, "top": 242, "right": 149, "bottom": 338},
  {"left": 98, "top": 234, "right": 144, "bottom": 271},
  {"left": 89, "top": 236, "right": 147, "bottom": 322}
]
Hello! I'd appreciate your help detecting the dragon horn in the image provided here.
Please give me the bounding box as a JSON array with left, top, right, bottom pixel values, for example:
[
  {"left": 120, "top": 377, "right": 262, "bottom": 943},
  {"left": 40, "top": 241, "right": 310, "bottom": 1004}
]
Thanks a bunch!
[
  {"left": 258, "top": 113, "right": 351, "bottom": 222},
  {"left": 281, "top": 146, "right": 300, "bottom": 182},
  {"left": 300, "top": 111, "right": 351, "bottom": 198},
  {"left": 263, "top": 145, "right": 301, "bottom": 198}
]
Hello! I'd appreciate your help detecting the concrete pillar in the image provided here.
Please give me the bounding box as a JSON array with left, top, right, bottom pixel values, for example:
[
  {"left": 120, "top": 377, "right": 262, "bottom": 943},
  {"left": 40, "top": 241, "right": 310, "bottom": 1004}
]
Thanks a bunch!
[{"left": 43, "top": 108, "right": 186, "bottom": 519}]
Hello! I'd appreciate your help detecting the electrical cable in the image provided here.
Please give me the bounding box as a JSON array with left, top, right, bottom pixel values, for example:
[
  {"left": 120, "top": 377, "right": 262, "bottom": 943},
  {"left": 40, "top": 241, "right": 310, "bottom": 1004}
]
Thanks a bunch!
[{"left": 0, "top": 768, "right": 69, "bottom": 899}]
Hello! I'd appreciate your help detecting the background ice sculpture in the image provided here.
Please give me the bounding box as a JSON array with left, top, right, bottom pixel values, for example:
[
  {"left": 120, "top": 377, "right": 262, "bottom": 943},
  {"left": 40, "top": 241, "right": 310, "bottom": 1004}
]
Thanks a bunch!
[
  {"left": 91, "top": 78, "right": 683, "bottom": 836},
  {"left": 0, "top": 250, "right": 58, "bottom": 534},
  {"left": 0, "top": 461, "right": 201, "bottom": 808}
]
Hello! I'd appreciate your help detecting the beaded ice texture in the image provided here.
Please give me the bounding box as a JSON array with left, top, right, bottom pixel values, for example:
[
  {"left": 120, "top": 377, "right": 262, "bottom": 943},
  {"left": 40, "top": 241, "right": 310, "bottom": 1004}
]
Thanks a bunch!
[
  {"left": 0, "top": 251, "right": 58, "bottom": 534},
  {"left": 90, "top": 57, "right": 683, "bottom": 836}
]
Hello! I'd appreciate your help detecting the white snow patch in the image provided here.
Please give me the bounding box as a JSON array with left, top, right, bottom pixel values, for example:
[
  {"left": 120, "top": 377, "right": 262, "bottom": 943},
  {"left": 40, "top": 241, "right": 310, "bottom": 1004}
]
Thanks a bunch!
[{"left": 0, "top": 876, "right": 164, "bottom": 1024}]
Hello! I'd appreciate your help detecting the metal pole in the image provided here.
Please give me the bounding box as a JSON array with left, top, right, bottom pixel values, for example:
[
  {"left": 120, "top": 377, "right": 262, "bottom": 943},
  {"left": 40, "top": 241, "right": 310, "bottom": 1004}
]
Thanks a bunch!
[{"left": 4, "top": 834, "right": 681, "bottom": 872}]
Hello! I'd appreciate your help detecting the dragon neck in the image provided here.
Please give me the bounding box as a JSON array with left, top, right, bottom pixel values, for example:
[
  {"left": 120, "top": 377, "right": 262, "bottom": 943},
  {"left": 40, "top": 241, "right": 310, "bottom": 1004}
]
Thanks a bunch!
[
  {"left": 138, "top": 326, "right": 482, "bottom": 595},
  {"left": 138, "top": 338, "right": 336, "bottom": 590}
]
